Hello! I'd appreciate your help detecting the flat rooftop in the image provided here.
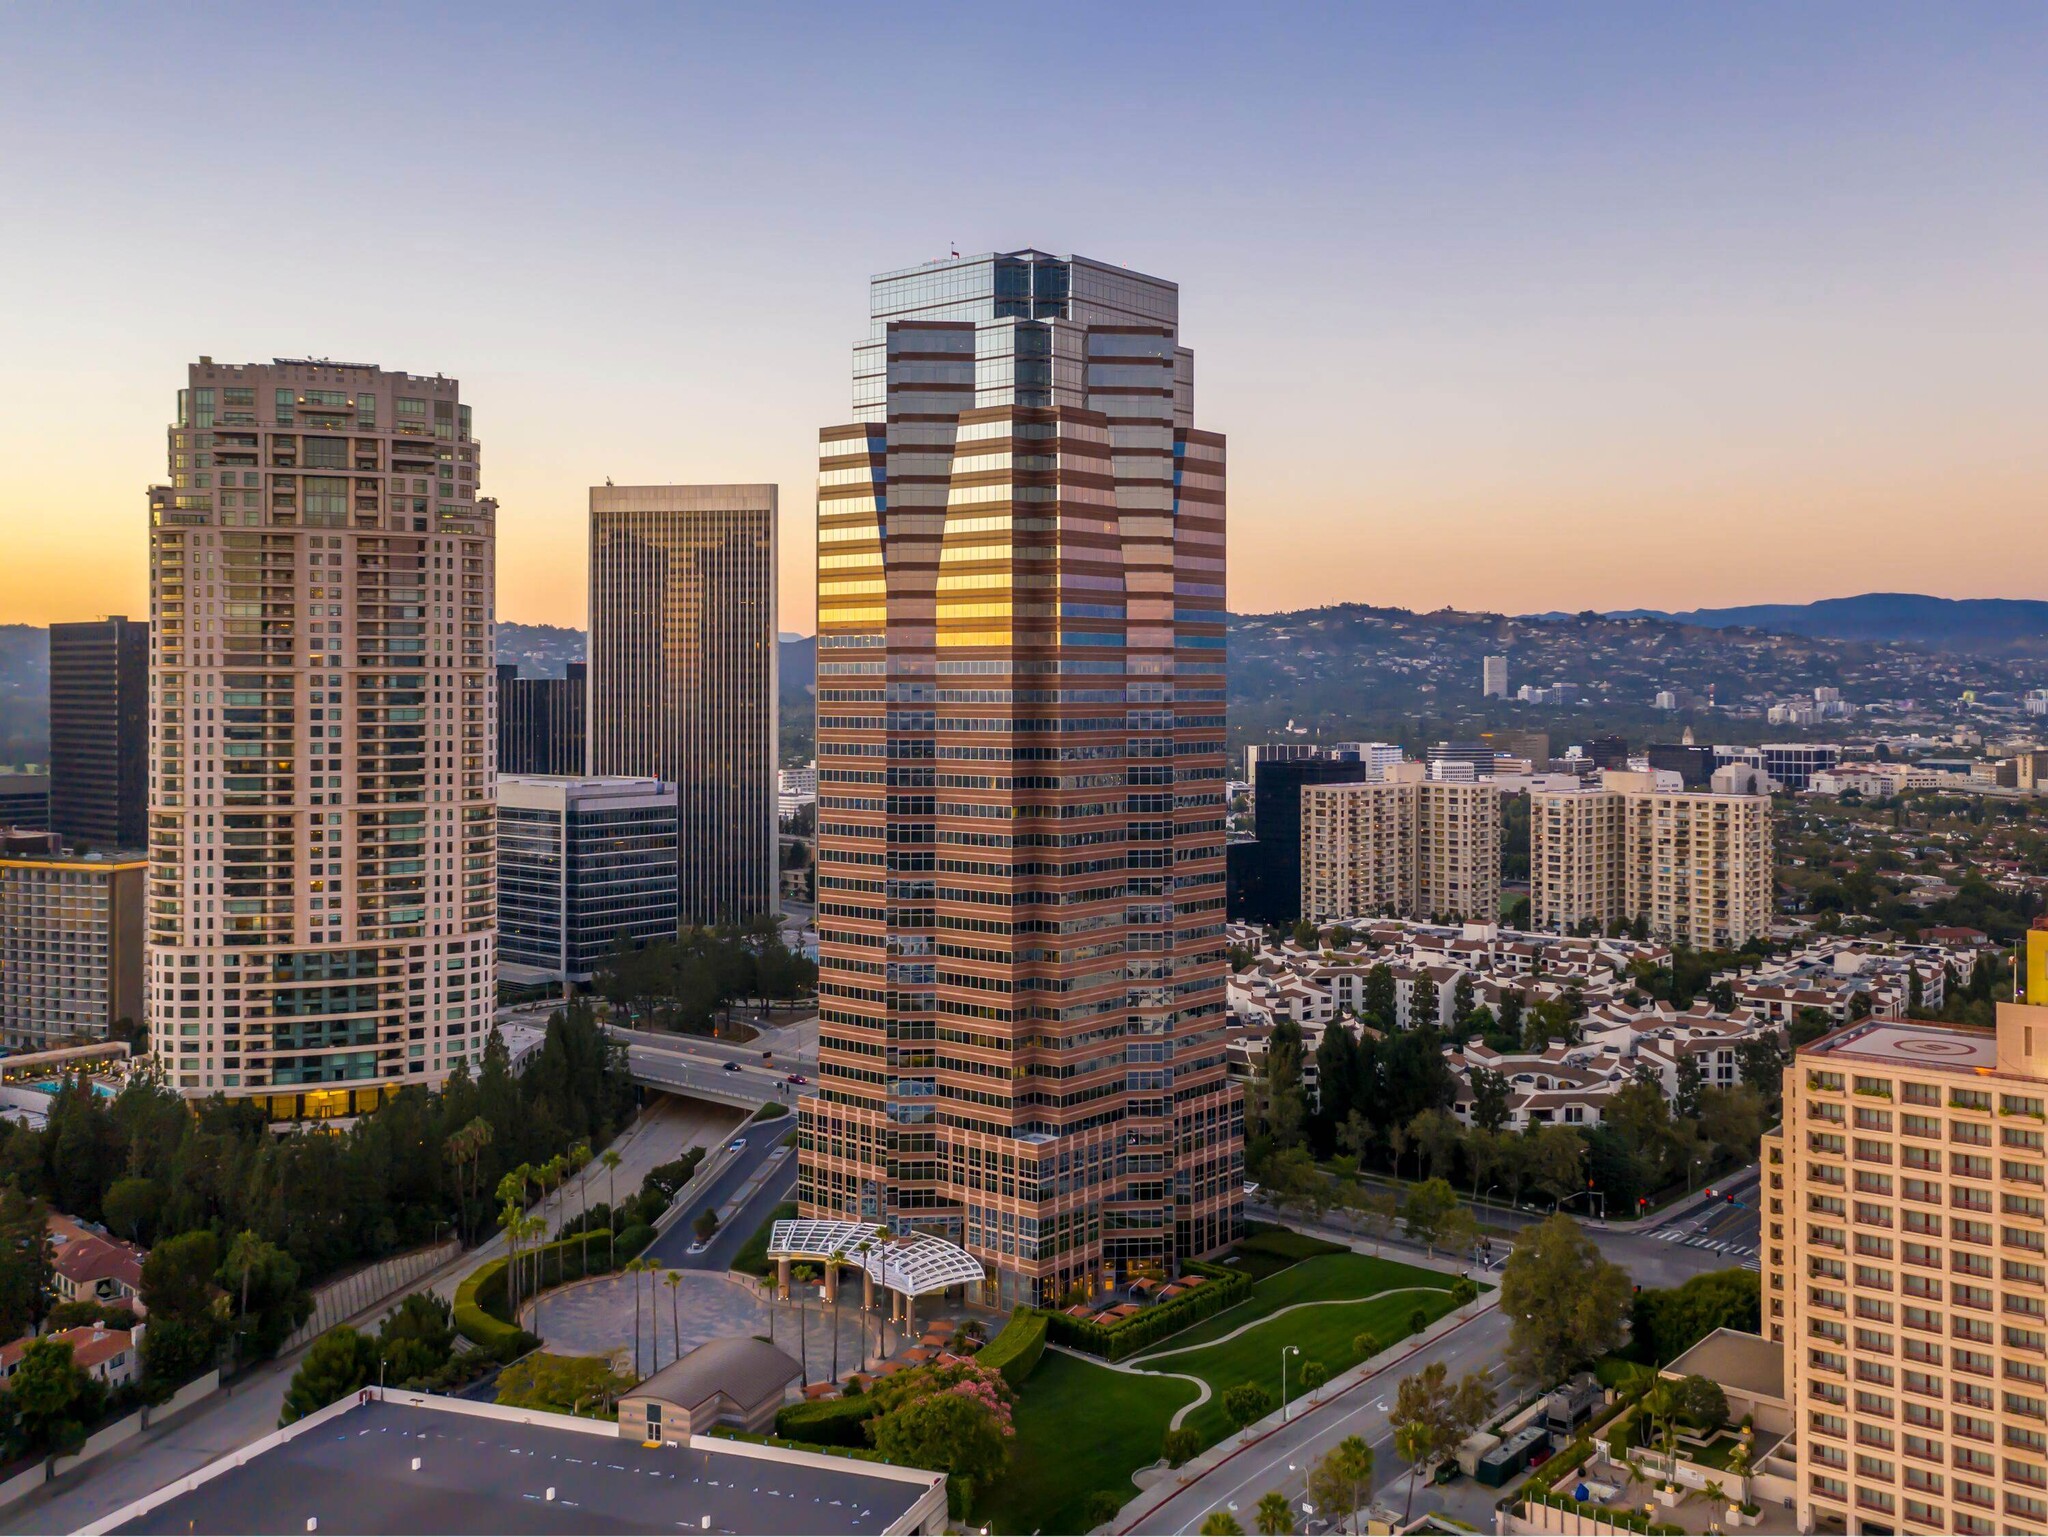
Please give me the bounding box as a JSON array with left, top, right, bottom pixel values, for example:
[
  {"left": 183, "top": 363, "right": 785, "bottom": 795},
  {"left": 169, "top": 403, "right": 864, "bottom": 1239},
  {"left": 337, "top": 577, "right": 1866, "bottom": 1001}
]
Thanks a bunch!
[
  {"left": 1664, "top": 1327, "right": 1785, "bottom": 1403},
  {"left": 99, "top": 1396, "right": 941, "bottom": 1536},
  {"left": 1803, "top": 1018, "right": 1998, "bottom": 1072}
]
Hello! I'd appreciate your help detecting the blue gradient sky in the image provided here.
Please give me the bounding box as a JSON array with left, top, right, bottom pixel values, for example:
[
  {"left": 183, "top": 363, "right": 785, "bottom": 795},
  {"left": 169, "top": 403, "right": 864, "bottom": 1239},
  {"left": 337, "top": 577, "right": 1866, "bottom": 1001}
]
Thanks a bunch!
[{"left": 3, "top": 2, "right": 2045, "bottom": 631}]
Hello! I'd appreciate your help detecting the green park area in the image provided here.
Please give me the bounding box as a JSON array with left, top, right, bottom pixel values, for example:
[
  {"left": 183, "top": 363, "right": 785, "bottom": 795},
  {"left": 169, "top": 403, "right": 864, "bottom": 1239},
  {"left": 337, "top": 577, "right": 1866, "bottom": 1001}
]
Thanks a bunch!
[
  {"left": 976, "top": 1232, "right": 1484, "bottom": 1532},
  {"left": 982, "top": 1350, "right": 1199, "bottom": 1536}
]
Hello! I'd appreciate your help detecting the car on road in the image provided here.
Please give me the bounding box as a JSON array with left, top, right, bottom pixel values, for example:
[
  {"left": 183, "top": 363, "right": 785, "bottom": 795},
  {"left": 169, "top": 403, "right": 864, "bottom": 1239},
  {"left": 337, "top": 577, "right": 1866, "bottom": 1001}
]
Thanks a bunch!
[
  {"left": 686, "top": 1238, "right": 711, "bottom": 1256},
  {"left": 722, "top": 1061, "right": 741, "bottom": 1072},
  {"left": 786, "top": 1073, "right": 807, "bottom": 1084},
  {"left": 728, "top": 1138, "right": 747, "bottom": 1153}
]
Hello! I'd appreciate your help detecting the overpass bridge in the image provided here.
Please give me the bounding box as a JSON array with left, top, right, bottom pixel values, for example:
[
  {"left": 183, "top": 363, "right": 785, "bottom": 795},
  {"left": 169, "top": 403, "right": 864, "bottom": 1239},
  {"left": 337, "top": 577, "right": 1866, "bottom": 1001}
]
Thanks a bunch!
[{"left": 614, "top": 1032, "right": 804, "bottom": 1116}]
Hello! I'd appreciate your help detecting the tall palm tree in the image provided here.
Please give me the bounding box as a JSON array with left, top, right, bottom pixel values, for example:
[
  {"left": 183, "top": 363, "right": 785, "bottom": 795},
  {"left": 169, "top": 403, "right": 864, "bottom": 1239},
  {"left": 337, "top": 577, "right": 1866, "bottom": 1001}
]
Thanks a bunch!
[
  {"left": 828, "top": 1248, "right": 846, "bottom": 1383},
  {"left": 625, "top": 1257, "right": 647, "bottom": 1378},
  {"left": 540, "top": 1155, "right": 567, "bottom": 1285},
  {"left": 665, "top": 1270, "right": 683, "bottom": 1367},
  {"left": 569, "top": 1140, "right": 592, "bottom": 1248},
  {"left": 601, "top": 1149, "right": 624, "bottom": 1270}
]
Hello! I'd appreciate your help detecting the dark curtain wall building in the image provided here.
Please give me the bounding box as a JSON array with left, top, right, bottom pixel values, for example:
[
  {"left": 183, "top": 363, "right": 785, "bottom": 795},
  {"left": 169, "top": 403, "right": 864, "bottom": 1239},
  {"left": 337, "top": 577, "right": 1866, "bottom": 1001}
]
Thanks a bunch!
[{"left": 49, "top": 616, "right": 148, "bottom": 849}]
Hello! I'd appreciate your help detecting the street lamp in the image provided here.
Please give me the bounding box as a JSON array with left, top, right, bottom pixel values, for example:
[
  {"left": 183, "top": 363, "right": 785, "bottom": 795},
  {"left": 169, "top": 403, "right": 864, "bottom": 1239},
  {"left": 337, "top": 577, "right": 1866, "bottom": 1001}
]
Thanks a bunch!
[{"left": 1281, "top": 1344, "right": 1300, "bottom": 1422}]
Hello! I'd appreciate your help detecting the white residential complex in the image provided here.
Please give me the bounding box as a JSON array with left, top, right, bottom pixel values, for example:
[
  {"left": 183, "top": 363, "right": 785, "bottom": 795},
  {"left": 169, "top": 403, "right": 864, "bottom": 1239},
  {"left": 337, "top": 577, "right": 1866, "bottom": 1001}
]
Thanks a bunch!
[
  {"left": 1532, "top": 769, "right": 1774, "bottom": 949},
  {"left": 146, "top": 359, "right": 496, "bottom": 1114},
  {"left": 1300, "top": 765, "right": 1501, "bottom": 925}
]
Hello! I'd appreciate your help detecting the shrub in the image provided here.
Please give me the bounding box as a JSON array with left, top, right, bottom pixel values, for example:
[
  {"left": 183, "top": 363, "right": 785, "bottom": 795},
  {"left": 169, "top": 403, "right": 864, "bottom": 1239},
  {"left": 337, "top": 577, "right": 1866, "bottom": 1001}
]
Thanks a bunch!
[
  {"left": 1408, "top": 1306, "right": 1430, "bottom": 1336},
  {"left": 776, "top": 1392, "right": 881, "bottom": 1447},
  {"left": 616, "top": 1223, "right": 655, "bottom": 1260},
  {"left": 1040, "top": 1260, "right": 1254, "bottom": 1361},
  {"left": 455, "top": 1231, "right": 616, "bottom": 1355},
  {"left": 1450, "top": 1277, "right": 1479, "bottom": 1306},
  {"left": 976, "top": 1307, "right": 1047, "bottom": 1387}
]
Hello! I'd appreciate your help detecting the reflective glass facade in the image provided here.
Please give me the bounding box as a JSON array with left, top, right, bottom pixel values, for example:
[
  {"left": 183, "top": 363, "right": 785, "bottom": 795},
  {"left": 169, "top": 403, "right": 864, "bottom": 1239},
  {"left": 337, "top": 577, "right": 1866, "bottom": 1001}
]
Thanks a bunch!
[
  {"left": 803, "top": 250, "right": 1242, "bottom": 1308},
  {"left": 498, "top": 775, "right": 679, "bottom": 983}
]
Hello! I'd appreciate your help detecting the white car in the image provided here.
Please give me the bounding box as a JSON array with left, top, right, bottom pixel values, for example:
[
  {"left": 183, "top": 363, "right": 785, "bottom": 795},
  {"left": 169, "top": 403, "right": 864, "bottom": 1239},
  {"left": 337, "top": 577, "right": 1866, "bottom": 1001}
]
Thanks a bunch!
[{"left": 728, "top": 1138, "right": 747, "bottom": 1154}]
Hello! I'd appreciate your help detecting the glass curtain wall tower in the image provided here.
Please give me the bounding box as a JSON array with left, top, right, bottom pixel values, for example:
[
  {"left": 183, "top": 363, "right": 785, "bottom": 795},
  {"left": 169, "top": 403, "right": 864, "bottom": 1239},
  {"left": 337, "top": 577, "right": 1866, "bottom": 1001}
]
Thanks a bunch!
[
  {"left": 801, "top": 250, "right": 1242, "bottom": 1307},
  {"left": 145, "top": 360, "right": 496, "bottom": 1113}
]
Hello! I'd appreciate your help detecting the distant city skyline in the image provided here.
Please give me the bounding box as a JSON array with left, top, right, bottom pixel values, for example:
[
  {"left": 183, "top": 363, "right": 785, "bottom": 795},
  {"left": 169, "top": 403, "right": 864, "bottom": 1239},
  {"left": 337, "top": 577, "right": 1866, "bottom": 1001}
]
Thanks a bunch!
[{"left": 5, "top": 5, "right": 2048, "bottom": 632}]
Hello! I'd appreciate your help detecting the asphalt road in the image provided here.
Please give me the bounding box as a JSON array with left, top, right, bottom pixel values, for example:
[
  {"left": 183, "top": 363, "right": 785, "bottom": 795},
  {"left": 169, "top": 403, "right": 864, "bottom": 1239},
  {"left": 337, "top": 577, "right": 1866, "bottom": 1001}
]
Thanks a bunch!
[
  {"left": 645, "top": 1114, "right": 800, "bottom": 1274},
  {"left": 1132, "top": 1168, "right": 1764, "bottom": 1534}
]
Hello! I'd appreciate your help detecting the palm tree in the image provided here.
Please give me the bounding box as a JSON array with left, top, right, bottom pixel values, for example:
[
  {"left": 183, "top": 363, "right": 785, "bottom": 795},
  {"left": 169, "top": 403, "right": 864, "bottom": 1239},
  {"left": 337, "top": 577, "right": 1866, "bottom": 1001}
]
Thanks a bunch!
[
  {"left": 828, "top": 1248, "right": 846, "bottom": 1383},
  {"left": 1641, "top": 1381, "right": 1683, "bottom": 1484},
  {"left": 569, "top": 1140, "right": 592, "bottom": 1247},
  {"left": 625, "top": 1257, "right": 648, "bottom": 1378},
  {"left": 665, "top": 1270, "right": 683, "bottom": 1367},
  {"left": 1254, "top": 1490, "right": 1293, "bottom": 1535},
  {"left": 495, "top": 1166, "right": 530, "bottom": 1316},
  {"left": 601, "top": 1149, "right": 623, "bottom": 1270},
  {"left": 540, "top": 1155, "right": 567, "bottom": 1285},
  {"left": 1395, "top": 1421, "right": 1432, "bottom": 1523}
]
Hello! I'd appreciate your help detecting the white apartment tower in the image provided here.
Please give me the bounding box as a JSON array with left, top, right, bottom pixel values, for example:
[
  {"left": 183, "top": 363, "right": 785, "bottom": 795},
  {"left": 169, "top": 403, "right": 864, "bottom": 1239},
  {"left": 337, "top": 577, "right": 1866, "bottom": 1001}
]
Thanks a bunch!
[
  {"left": 1301, "top": 766, "right": 1501, "bottom": 924},
  {"left": 1482, "top": 654, "right": 1508, "bottom": 699},
  {"left": 146, "top": 359, "right": 497, "bottom": 1115},
  {"left": 1531, "top": 769, "right": 1772, "bottom": 948}
]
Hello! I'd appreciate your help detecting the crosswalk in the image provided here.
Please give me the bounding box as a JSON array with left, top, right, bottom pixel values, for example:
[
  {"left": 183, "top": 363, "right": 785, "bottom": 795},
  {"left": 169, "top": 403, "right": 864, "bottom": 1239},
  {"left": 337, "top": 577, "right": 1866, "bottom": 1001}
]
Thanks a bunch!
[{"left": 1652, "top": 1227, "right": 1761, "bottom": 1270}]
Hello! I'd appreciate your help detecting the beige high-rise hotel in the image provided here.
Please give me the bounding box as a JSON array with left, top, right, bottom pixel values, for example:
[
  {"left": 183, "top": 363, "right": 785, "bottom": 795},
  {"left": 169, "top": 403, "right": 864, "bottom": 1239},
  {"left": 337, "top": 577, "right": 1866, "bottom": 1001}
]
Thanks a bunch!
[
  {"left": 146, "top": 359, "right": 496, "bottom": 1114},
  {"left": 1531, "top": 768, "right": 1773, "bottom": 947},
  {"left": 1768, "top": 927, "right": 2048, "bottom": 1535},
  {"left": 587, "top": 484, "right": 779, "bottom": 927},
  {"left": 1299, "top": 766, "right": 1501, "bottom": 924},
  {"left": 800, "top": 249, "right": 1243, "bottom": 1306}
]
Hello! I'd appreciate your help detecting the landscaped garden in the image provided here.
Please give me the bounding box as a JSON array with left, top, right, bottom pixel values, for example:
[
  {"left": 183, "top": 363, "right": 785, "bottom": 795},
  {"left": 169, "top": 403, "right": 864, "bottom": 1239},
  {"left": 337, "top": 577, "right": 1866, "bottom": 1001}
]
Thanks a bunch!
[
  {"left": 979, "top": 1349, "right": 1199, "bottom": 1536},
  {"left": 968, "top": 1234, "right": 1485, "bottom": 1531}
]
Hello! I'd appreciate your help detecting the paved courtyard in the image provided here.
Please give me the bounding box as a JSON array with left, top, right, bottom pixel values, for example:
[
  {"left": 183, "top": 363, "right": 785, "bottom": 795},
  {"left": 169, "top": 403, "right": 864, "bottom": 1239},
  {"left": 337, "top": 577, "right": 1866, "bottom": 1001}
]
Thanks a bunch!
[{"left": 523, "top": 1269, "right": 893, "bottom": 1382}]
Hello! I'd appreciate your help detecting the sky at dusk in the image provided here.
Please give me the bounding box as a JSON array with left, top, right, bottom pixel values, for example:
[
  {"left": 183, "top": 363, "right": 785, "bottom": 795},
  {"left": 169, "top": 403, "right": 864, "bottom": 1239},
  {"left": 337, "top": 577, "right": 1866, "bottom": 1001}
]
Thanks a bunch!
[{"left": 2, "top": 2, "right": 2045, "bottom": 634}]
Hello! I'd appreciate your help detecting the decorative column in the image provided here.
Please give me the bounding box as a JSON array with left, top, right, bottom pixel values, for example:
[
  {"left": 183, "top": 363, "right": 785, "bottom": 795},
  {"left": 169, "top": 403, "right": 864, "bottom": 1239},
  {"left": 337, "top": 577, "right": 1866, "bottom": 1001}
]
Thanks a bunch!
[{"left": 776, "top": 1256, "right": 790, "bottom": 1301}]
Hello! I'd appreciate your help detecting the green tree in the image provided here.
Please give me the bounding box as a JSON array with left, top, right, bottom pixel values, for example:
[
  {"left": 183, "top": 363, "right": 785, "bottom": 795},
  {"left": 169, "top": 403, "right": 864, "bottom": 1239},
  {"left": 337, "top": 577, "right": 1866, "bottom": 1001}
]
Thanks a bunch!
[
  {"left": 1299, "top": 1360, "right": 1328, "bottom": 1398},
  {"left": 1629, "top": 1268, "right": 1761, "bottom": 1365},
  {"left": 1500, "top": 1213, "right": 1633, "bottom": 1384},
  {"left": 870, "top": 1390, "right": 1012, "bottom": 1495},
  {"left": 378, "top": 1291, "right": 456, "bottom": 1384},
  {"left": 1086, "top": 1490, "right": 1128, "bottom": 1528},
  {"left": 1401, "top": 1178, "right": 1462, "bottom": 1258},
  {"left": 693, "top": 1207, "right": 720, "bottom": 1243},
  {"left": 1223, "top": 1380, "right": 1275, "bottom": 1433},
  {"left": 1255, "top": 1490, "right": 1294, "bottom": 1534},
  {"left": 1525, "top": 1123, "right": 1587, "bottom": 1207},
  {"left": 1390, "top": 1359, "right": 1495, "bottom": 1517},
  {"left": 1468, "top": 1067, "right": 1512, "bottom": 1133},
  {"left": 140, "top": 1229, "right": 222, "bottom": 1388},
  {"left": 1408, "top": 1109, "right": 1462, "bottom": 1181},
  {"left": 1309, "top": 1434, "right": 1376, "bottom": 1529},
  {"left": 10, "top": 1338, "right": 105, "bottom": 1455},
  {"left": 1673, "top": 1053, "right": 1704, "bottom": 1117},
  {"left": 101, "top": 1176, "right": 163, "bottom": 1246},
  {"left": 1162, "top": 1425, "right": 1205, "bottom": 1467},
  {"left": 280, "top": 1326, "right": 379, "bottom": 1424},
  {"left": 1363, "top": 963, "right": 1398, "bottom": 1028},
  {"left": 1200, "top": 1513, "right": 1245, "bottom": 1535},
  {"left": 1408, "top": 974, "right": 1440, "bottom": 1030},
  {"left": 1352, "top": 1330, "right": 1382, "bottom": 1361},
  {"left": 220, "top": 1232, "right": 309, "bottom": 1365}
]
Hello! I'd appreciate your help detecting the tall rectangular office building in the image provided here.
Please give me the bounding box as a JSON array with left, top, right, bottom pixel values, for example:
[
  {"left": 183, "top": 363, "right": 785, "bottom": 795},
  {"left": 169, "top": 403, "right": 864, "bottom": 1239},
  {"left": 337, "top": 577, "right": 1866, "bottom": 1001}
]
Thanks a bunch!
[
  {"left": 49, "top": 616, "right": 148, "bottom": 849},
  {"left": 800, "top": 249, "right": 1242, "bottom": 1306},
  {"left": 146, "top": 359, "right": 497, "bottom": 1112},
  {"left": 588, "top": 484, "right": 777, "bottom": 927}
]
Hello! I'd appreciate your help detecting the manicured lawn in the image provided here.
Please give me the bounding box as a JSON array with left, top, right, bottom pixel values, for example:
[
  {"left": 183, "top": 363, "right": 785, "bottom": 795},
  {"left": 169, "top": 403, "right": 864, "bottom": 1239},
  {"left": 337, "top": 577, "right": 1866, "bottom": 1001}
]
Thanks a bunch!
[
  {"left": 1155, "top": 1284, "right": 1464, "bottom": 1443},
  {"left": 1146, "top": 1250, "right": 1458, "bottom": 1354},
  {"left": 1220, "top": 1223, "right": 1348, "bottom": 1280},
  {"left": 977, "top": 1350, "right": 1198, "bottom": 1536}
]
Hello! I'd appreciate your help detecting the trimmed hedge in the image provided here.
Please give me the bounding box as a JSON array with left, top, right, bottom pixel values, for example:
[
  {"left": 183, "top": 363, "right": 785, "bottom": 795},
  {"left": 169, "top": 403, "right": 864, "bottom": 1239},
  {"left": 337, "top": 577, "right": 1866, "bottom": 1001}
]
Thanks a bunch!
[
  {"left": 775, "top": 1392, "right": 881, "bottom": 1447},
  {"left": 616, "top": 1223, "right": 655, "bottom": 1261},
  {"left": 977, "top": 1306, "right": 1047, "bottom": 1387},
  {"left": 454, "top": 1231, "right": 618, "bottom": 1353},
  {"left": 1041, "top": 1260, "right": 1253, "bottom": 1362}
]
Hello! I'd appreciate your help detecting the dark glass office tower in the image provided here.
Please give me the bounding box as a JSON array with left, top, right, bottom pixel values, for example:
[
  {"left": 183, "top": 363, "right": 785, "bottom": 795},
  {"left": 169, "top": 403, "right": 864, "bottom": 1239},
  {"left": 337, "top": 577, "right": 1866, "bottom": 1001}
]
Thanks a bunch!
[
  {"left": 588, "top": 486, "right": 778, "bottom": 927},
  {"left": 497, "top": 661, "right": 586, "bottom": 776},
  {"left": 49, "top": 616, "right": 148, "bottom": 850},
  {"left": 1240, "top": 758, "right": 1373, "bottom": 926},
  {"left": 803, "top": 249, "right": 1242, "bottom": 1306}
]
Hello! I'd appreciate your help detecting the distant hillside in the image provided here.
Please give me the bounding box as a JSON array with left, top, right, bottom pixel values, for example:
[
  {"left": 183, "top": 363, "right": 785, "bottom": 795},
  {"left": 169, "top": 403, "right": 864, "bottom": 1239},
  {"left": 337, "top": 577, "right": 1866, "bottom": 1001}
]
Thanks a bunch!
[{"left": 1609, "top": 593, "right": 2048, "bottom": 656}]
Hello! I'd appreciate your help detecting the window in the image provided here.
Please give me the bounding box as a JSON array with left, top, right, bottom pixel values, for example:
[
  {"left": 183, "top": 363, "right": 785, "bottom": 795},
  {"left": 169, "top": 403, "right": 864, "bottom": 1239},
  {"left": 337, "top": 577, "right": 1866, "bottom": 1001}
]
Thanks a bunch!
[
  {"left": 304, "top": 478, "right": 348, "bottom": 526},
  {"left": 274, "top": 388, "right": 294, "bottom": 425},
  {"left": 191, "top": 388, "right": 215, "bottom": 429},
  {"left": 304, "top": 437, "right": 347, "bottom": 469}
]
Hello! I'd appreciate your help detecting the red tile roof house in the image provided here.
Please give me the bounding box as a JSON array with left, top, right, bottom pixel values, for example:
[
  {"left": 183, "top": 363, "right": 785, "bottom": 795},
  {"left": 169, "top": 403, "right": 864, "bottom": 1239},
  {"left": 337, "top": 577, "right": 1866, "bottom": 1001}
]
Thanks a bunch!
[
  {"left": 47, "top": 1216, "right": 147, "bottom": 1313},
  {"left": 0, "top": 1323, "right": 144, "bottom": 1391}
]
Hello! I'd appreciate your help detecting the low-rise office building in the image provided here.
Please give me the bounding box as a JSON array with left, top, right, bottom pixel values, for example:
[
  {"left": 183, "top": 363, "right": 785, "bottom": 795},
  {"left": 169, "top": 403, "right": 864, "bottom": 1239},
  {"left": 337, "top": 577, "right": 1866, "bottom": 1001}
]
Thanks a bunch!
[{"left": 497, "top": 775, "right": 679, "bottom": 986}]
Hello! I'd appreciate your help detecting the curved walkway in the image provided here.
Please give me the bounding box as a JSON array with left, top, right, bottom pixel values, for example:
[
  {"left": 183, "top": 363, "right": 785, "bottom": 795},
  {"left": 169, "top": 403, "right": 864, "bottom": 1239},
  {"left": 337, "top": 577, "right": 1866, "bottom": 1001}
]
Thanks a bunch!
[
  {"left": 1126, "top": 1285, "right": 1453, "bottom": 1363},
  {"left": 1048, "top": 1341, "right": 1213, "bottom": 1431}
]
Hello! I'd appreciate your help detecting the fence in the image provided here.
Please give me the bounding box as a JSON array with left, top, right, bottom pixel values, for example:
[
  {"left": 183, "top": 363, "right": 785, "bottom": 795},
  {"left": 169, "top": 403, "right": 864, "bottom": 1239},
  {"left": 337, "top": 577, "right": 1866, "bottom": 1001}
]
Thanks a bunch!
[{"left": 283, "top": 1239, "right": 461, "bottom": 1352}]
